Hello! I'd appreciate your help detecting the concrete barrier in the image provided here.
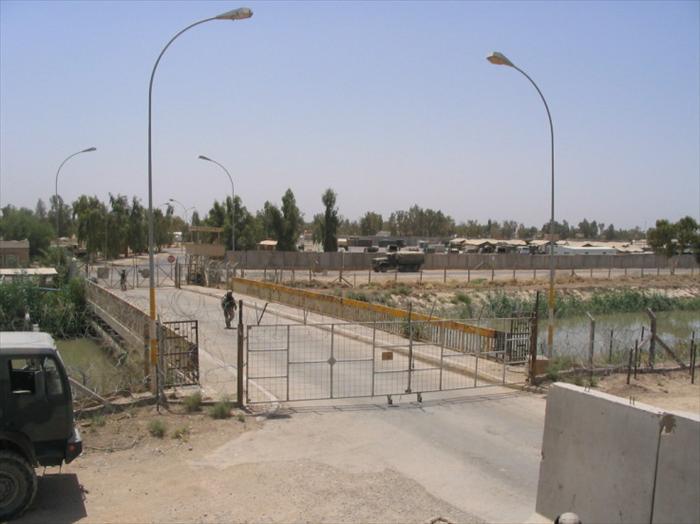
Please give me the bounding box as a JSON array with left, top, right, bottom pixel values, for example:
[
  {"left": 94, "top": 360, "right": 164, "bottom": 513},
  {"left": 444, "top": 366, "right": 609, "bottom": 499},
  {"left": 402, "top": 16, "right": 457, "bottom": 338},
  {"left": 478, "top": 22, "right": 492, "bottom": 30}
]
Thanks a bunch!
[{"left": 536, "top": 383, "right": 700, "bottom": 524}]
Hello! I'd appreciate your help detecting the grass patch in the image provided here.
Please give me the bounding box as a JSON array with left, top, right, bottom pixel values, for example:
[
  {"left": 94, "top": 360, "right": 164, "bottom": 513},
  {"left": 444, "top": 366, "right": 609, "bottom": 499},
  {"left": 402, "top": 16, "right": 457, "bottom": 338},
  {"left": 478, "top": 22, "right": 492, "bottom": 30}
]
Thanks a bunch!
[
  {"left": 148, "top": 419, "right": 167, "bottom": 438},
  {"left": 346, "top": 291, "right": 369, "bottom": 302},
  {"left": 209, "top": 398, "right": 232, "bottom": 419},
  {"left": 172, "top": 426, "right": 190, "bottom": 441},
  {"left": 183, "top": 392, "right": 203, "bottom": 413},
  {"left": 91, "top": 414, "right": 106, "bottom": 427},
  {"left": 236, "top": 414, "right": 245, "bottom": 423},
  {"left": 545, "top": 355, "right": 577, "bottom": 382}
]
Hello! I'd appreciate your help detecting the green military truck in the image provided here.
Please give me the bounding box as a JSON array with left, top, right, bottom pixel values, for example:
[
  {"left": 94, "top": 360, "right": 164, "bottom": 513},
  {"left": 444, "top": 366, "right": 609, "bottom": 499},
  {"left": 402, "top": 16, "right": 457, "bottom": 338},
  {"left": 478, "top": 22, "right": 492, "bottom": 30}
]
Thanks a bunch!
[
  {"left": 0, "top": 332, "right": 82, "bottom": 520},
  {"left": 371, "top": 251, "right": 425, "bottom": 272}
]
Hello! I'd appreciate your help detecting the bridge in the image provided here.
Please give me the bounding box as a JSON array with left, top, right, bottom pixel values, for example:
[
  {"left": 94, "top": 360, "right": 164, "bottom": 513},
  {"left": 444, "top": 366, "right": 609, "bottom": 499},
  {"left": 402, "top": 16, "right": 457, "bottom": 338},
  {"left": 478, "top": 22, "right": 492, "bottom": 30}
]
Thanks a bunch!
[{"left": 85, "top": 277, "right": 532, "bottom": 404}]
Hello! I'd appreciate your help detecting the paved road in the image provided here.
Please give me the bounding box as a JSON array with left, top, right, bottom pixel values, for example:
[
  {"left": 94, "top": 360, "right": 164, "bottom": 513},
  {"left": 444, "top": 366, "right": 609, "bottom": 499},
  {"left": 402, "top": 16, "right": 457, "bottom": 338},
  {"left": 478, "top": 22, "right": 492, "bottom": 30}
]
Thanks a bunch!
[
  {"left": 198, "top": 388, "right": 547, "bottom": 523},
  {"left": 117, "top": 285, "right": 546, "bottom": 522},
  {"left": 119, "top": 286, "right": 522, "bottom": 402}
]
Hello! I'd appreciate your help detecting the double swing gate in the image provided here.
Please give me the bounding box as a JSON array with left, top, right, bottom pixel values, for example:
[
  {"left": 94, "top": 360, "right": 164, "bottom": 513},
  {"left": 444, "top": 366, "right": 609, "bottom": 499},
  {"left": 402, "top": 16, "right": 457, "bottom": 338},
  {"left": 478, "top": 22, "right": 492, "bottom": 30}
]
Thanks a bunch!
[{"left": 245, "top": 317, "right": 530, "bottom": 404}]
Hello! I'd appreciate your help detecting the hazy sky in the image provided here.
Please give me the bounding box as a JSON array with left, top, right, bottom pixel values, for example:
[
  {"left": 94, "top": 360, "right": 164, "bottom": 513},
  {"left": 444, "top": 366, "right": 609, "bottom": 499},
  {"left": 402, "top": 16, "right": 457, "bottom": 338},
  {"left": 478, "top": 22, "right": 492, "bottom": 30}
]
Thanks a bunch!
[{"left": 1, "top": 0, "right": 698, "bottom": 230}]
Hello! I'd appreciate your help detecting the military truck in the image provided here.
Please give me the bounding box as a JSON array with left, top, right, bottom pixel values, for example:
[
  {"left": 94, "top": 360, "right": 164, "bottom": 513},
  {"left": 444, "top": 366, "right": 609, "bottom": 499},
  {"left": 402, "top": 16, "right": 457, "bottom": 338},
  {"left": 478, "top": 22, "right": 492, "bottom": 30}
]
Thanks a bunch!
[
  {"left": 371, "top": 251, "right": 425, "bottom": 272},
  {"left": 0, "top": 332, "right": 82, "bottom": 520}
]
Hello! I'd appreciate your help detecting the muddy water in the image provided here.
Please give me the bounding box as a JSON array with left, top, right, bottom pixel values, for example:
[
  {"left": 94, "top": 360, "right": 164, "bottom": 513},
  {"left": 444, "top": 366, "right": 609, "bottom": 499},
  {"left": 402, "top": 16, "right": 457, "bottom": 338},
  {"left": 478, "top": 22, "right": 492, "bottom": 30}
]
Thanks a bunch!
[
  {"left": 539, "top": 310, "right": 700, "bottom": 362},
  {"left": 56, "top": 338, "right": 125, "bottom": 394}
]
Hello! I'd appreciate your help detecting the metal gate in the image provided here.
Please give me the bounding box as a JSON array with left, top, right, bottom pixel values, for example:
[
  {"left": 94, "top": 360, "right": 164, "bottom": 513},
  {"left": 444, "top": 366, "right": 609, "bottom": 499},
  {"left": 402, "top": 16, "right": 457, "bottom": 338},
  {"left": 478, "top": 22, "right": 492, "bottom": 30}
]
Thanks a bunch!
[
  {"left": 246, "top": 320, "right": 525, "bottom": 404},
  {"left": 160, "top": 320, "right": 199, "bottom": 387},
  {"left": 505, "top": 315, "right": 532, "bottom": 363}
]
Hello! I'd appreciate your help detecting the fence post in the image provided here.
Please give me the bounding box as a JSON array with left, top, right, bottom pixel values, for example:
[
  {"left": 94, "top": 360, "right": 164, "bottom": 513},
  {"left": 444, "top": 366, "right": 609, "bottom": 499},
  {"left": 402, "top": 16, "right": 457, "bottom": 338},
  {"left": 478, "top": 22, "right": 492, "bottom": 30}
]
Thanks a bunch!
[
  {"left": 690, "top": 332, "right": 696, "bottom": 385},
  {"left": 608, "top": 328, "right": 614, "bottom": 363},
  {"left": 587, "top": 312, "right": 595, "bottom": 382},
  {"left": 237, "top": 299, "right": 245, "bottom": 408},
  {"left": 626, "top": 345, "right": 634, "bottom": 384},
  {"left": 647, "top": 308, "right": 657, "bottom": 369},
  {"left": 528, "top": 291, "right": 540, "bottom": 384},
  {"left": 406, "top": 303, "right": 413, "bottom": 394}
]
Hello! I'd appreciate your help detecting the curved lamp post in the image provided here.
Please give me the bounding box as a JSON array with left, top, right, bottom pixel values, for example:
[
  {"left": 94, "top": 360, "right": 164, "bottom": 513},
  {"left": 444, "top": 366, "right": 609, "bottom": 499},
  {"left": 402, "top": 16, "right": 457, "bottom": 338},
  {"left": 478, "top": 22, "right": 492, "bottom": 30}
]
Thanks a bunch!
[
  {"left": 147, "top": 7, "right": 253, "bottom": 372},
  {"left": 487, "top": 51, "right": 556, "bottom": 358},
  {"left": 198, "top": 155, "right": 235, "bottom": 252},
  {"left": 54, "top": 147, "right": 97, "bottom": 248}
]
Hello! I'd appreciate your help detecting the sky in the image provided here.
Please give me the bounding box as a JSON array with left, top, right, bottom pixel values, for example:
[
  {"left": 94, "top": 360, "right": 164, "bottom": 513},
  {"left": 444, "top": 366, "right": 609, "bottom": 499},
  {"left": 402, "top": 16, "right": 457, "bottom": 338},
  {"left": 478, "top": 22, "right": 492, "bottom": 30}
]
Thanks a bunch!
[{"left": 1, "top": 0, "right": 698, "bottom": 231}]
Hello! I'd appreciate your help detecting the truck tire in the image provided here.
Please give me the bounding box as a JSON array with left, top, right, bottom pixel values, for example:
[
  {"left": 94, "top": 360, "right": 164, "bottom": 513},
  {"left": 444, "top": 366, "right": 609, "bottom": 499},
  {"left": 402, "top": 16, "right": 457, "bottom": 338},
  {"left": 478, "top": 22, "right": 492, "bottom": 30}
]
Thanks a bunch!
[{"left": 0, "top": 450, "right": 38, "bottom": 521}]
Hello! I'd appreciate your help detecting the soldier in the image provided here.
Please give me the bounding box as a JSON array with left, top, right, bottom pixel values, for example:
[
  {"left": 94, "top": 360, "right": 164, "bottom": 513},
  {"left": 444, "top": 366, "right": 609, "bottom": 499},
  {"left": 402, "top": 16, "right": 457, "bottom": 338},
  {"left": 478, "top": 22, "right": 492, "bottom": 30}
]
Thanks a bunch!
[{"left": 221, "top": 290, "right": 237, "bottom": 328}]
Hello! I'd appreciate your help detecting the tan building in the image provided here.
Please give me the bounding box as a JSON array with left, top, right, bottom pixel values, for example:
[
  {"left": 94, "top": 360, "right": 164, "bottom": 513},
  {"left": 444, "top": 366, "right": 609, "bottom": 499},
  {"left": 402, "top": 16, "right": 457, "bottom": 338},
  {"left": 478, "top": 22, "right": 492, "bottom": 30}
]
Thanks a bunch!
[{"left": 0, "top": 239, "right": 30, "bottom": 267}]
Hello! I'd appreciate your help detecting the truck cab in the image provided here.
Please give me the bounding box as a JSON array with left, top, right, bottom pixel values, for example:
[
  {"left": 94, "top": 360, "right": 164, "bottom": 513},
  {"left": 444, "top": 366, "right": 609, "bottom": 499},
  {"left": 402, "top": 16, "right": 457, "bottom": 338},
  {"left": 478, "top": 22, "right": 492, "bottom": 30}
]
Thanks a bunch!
[{"left": 0, "top": 331, "right": 82, "bottom": 520}]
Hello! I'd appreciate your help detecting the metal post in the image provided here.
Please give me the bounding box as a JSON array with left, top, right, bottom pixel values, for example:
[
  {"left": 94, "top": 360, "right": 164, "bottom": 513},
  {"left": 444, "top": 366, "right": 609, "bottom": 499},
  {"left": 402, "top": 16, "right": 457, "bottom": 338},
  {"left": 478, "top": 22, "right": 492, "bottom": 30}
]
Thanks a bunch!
[
  {"left": 587, "top": 312, "right": 595, "bottom": 382},
  {"left": 634, "top": 339, "right": 639, "bottom": 380},
  {"left": 371, "top": 321, "right": 376, "bottom": 397},
  {"left": 237, "top": 299, "right": 244, "bottom": 407},
  {"left": 438, "top": 325, "right": 445, "bottom": 391},
  {"left": 330, "top": 324, "right": 335, "bottom": 399},
  {"left": 286, "top": 324, "right": 290, "bottom": 401},
  {"left": 608, "top": 328, "right": 614, "bottom": 363},
  {"left": 529, "top": 291, "right": 540, "bottom": 384},
  {"left": 648, "top": 308, "right": 657, "bottom": 369},
  {"left": 690, "top": 334, "right": 696, "bottom": 385},
  {"left": 406, "top": 303, "right": 413, "bottom": 394}
]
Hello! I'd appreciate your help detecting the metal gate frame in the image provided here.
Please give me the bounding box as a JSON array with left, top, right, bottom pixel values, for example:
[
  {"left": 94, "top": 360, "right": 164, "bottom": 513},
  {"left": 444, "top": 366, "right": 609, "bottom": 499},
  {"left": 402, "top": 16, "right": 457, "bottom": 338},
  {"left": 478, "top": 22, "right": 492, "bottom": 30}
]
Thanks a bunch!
[
  {"left": 245, "top": 320, "right": 522, "bottom": 404},
  {"left": 160, "top": 320, "right": 199, "bottom": 387}
]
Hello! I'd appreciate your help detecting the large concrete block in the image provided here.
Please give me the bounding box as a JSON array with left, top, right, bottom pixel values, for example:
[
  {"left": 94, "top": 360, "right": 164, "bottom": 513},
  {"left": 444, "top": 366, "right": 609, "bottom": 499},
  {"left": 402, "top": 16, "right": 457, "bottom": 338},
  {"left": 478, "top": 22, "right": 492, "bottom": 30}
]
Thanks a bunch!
[{"left": 536, "top": 383, "right": 700, "bottom": 524}]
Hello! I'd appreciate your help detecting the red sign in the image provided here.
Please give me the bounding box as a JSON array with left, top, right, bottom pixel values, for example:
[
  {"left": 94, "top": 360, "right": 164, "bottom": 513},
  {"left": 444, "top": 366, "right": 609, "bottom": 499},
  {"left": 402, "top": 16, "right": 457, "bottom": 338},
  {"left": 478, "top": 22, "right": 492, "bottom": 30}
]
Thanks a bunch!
[{"left": 167, "top": 255, "right": 176, "bottom": 263}]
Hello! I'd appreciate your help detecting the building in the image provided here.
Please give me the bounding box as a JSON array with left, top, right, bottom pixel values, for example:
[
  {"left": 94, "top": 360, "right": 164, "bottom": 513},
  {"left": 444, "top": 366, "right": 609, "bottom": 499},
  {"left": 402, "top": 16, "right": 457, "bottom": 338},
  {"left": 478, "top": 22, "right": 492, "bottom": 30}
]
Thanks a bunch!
[{"left": 0, "top": 239, "right": 30, "bottom": 267}]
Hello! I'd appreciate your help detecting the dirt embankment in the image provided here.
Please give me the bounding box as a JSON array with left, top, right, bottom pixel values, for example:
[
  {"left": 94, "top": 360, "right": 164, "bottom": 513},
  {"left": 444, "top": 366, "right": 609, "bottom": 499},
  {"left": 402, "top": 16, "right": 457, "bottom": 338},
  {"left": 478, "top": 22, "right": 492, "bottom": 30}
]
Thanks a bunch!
[{"left": 595, "top": 368, "right": 700, "bottom": 415}]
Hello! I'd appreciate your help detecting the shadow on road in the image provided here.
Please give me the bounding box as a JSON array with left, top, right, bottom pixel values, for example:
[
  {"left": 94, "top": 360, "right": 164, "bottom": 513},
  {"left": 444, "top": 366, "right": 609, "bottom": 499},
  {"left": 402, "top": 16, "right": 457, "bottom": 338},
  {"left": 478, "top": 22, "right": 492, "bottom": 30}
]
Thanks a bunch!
[{"left": 15, "top": 473, "right": 87, "bottom": 524}]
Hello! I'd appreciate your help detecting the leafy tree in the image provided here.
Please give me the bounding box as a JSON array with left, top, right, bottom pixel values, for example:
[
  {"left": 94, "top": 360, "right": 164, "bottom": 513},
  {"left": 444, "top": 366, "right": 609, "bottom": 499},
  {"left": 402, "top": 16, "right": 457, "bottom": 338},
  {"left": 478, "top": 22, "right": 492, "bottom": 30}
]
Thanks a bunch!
[
  {"left": 128, "top": 197, "right": 147, "bottom": 254},
  {"left": 35, "top": 199, "right": 48, "bottom": 221},
  {"left": 279, "top": 189, "right": 303, "bottom": 251},
  {"left": 647, "top": 219, "right": 677, "bottom": 257},
  {"left": 319, "top": 189, "right": 339, "bottom": 252},
  {"left": 0, "top": 205, "right": 54, "bottom": 258},
  {"left": 48, "top": 195, "right": 74, "bottom": 238},
  {"left": 72, "top": 195, "right": 107, "bottom": 260},
  {"left": 359, "top": 212, "right": 383, "bottom": 236},
  {"left": 259, "top": 201, "right": 284, "bottom": 243}
]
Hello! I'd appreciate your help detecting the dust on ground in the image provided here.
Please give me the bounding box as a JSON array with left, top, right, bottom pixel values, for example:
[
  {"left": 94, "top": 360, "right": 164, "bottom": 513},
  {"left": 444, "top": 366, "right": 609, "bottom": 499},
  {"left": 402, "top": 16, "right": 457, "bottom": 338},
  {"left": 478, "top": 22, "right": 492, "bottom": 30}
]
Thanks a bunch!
[
  {"left": 595, "top": 368, "right": 700, "bottom": 414},
  {"left": 17, "top": 402, "right": 481, "bottom": 524}
]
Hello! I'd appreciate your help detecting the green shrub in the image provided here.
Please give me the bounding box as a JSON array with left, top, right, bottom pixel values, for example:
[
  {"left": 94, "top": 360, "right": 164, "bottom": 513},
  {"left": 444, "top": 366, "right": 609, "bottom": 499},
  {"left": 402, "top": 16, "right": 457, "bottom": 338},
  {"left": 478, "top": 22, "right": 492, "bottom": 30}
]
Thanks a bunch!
[
  {"left": 236, "top": 414, "right": 245, "bottom": 423},
  {"left": 148, "top": 419, "right": 167, "bottom": 438},
  {"left": 183, "top": 392, "right": 202, "bottom": 413},
  {"left": 209, "top": 399, "right": 232, "bottom": 419},
  {"left": 172, "top": 426, "right": 190, "bottom": 440},
  {"left": 91, "top": 414, "right": 106, "bottom": 427}
]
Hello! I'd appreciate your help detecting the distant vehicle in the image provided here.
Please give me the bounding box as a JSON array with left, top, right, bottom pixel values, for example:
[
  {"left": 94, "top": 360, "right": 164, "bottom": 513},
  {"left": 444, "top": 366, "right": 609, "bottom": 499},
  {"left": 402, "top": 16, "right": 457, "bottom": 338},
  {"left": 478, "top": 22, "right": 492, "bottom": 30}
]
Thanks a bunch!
[
  {"left": 372, "top": 251, "right": 425, "bottom": 272},
  {"left": 0, "top": 332, "right": 82, "bottom": 520}
]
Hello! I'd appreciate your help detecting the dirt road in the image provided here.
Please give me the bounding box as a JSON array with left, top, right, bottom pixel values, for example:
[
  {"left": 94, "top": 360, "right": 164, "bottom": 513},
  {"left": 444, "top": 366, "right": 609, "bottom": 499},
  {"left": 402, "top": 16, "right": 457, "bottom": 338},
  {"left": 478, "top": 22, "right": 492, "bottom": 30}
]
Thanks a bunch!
[{"left": 17, "top": 388, "right": 546, "bottom": 524}]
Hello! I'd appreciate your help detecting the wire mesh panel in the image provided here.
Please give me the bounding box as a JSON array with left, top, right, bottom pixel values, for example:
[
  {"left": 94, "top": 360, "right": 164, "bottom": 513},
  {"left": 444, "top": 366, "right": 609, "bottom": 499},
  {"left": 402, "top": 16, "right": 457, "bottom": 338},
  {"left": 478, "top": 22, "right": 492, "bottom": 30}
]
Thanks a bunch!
[
  {"left": 246, "top": 320, "right": 524, "bottom": 404},
  {"left": 160, "top": 320, "right": 199, "bottom": 387}
]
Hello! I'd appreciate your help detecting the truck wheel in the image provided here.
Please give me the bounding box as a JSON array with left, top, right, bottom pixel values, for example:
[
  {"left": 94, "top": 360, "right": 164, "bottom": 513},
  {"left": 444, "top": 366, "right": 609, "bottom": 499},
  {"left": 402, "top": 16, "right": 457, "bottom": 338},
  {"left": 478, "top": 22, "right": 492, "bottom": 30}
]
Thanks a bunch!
[
  {"left": 379, "top": 266, "right": 387, "bottom": 273},
  {"left": 0, "top": 450, "right": 38, "bottom": 521}
]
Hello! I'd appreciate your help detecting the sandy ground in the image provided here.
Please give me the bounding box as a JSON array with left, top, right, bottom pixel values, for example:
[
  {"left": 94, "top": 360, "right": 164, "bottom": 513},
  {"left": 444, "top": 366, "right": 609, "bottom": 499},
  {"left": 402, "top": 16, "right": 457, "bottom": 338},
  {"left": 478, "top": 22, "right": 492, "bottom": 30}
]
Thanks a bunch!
[
  {"left": 16, "top": 388, "right": 547, "bottom": 524},
  {"left": 595, "top": 368, "right": 700, "bottom": 415}
]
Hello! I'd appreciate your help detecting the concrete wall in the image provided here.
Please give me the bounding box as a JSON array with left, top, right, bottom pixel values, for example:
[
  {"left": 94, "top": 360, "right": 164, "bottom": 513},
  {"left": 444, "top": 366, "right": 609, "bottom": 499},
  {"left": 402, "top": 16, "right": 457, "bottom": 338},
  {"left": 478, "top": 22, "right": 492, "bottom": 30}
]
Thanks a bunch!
[
  {"left": 536, "top": 383, "right": 700, "bottom": 524},
  {"left": 228, "top": 250, "right": 698, "bottom": 272}
]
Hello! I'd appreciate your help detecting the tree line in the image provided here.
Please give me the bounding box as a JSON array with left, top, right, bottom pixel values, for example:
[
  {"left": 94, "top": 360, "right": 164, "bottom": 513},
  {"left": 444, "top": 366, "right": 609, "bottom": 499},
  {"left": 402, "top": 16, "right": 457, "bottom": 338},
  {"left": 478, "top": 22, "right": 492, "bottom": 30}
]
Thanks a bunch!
[{"left": 1, "top": 188, "right": 697, "bottom": 260}]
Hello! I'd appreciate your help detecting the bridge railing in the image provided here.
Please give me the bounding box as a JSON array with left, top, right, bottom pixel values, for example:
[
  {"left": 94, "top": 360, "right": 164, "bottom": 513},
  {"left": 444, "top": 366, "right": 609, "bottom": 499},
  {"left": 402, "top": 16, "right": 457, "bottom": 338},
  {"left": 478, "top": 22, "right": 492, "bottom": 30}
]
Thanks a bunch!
[{"left": 232, "top": 277, "right": 533, "bottom": 361}]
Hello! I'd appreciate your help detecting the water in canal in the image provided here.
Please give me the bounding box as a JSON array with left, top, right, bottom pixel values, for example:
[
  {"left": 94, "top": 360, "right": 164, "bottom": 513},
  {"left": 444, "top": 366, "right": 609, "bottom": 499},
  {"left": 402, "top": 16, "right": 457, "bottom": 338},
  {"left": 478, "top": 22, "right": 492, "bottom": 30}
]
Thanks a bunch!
[
  {"left": 539, "top": 310, "right": 700, "bottom": 363},
  {"left": 56, "top": 338, "right": 130, "bottom": 395}
]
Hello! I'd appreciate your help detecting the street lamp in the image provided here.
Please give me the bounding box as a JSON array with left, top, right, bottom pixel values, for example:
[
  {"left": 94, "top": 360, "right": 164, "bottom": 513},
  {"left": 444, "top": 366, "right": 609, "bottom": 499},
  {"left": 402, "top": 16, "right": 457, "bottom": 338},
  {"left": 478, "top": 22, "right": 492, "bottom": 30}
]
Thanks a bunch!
[
  {"left": 146, "top": 7, "right": 252, "bottom": 374},
  {"left": 198, "top": 155, "right": 236, "bottom": 252},
  {"left": 54, "top": 147, "right": 97, "bottom": 248},
  {"left": 487, "top": 51, "right": 556, "bottom": 358}
]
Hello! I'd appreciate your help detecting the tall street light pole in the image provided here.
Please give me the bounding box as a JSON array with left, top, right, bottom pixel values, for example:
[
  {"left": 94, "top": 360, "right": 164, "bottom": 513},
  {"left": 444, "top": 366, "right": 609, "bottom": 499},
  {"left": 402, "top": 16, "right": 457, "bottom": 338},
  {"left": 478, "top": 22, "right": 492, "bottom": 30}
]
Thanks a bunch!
[
  {"left": 198, "top": 155, "right": 236, "bottom": 252},
  {"left": 487, "top": 51, "right": 556, "bottom": 358},
  {"left": 54, "top": 147, "right": 97, "bottom": 249},
  {"left": 146, "top": 7, "right": 252, "bottom": 374}
]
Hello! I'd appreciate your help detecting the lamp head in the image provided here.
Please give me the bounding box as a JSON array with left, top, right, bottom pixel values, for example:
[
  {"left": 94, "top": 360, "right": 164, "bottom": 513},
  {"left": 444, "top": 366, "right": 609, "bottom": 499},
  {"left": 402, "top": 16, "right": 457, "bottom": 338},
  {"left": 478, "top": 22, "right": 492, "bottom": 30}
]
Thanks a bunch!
[
  {"left": 198, "top": 155, "right": 212, "bottom": 162},
  {"left": 487, "top": 52, "right": 514, "bottom": 67},
  {"left": 216, "top": 7, "right": 253, "bottom": 20},
  {"left": 82, "top": 147, "right": 97, "bottom": 153}
]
